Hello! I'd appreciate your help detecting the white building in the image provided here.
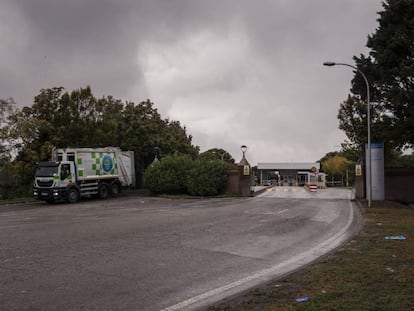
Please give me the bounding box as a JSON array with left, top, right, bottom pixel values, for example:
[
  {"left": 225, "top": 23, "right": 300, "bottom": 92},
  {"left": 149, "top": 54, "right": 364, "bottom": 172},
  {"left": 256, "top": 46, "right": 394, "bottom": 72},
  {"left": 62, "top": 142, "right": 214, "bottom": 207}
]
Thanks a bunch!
[{"left": 257, "top": 162, "right": 326, "bottom": 188}]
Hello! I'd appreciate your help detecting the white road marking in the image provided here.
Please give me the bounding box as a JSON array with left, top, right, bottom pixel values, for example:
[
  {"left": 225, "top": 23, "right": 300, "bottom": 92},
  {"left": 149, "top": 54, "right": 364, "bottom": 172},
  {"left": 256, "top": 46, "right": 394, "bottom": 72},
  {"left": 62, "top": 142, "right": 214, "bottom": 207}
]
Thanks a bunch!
[{"left": 277, "top": 209, "right": 288, "bottom": 214}]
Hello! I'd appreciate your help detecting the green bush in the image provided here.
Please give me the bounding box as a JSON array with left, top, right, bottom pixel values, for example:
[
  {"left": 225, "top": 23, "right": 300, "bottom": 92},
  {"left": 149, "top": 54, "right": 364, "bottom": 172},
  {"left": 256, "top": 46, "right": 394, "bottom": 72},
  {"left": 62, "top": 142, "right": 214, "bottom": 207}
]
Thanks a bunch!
[
  {"left": 144, "top": 156, "right": 229, "bottom": 196},
  {"left": 0, "top": 182, "right": 16, "bottom": 200},
  {"left": 144, "top": 154, "right": 193, "bottom": 194},
  {"left": 187, "top": 159, "right": 228, "bottom": 196}
]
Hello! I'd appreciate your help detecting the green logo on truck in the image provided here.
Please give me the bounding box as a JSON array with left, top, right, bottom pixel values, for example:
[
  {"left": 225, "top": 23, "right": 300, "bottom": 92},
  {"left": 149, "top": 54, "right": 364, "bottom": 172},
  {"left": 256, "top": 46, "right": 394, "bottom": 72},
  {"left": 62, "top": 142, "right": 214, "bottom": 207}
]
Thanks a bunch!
[{"left": 101, "top": 155, "right": 114, "bottom": 172}]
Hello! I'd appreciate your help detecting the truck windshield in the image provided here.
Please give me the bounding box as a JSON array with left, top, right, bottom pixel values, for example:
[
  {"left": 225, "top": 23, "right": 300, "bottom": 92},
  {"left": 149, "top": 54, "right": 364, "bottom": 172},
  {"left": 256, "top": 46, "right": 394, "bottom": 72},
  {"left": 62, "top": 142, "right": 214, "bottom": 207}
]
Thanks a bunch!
[{"left": 35, "top": 165, "right": 58, "bottom": 177}]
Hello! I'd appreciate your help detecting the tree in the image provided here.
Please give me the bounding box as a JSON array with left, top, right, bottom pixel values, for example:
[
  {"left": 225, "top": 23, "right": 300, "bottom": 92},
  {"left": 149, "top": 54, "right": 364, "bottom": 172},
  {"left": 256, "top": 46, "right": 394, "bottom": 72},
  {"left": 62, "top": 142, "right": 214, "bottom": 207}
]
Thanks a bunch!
[
  {"left": 338, "top": 95, "right": 397, "bottom": 162},
  {"left": 322, "top": 154, "right": 353, "bottom": 186},
  {"left": 161, "top": 120, "right": 200, "bottom": 159},
  {"left": 320, "top": 151, "right": 355, "bottom": 186},
  {"left": 319, "top": 151, "right": 340, "bottom": 167},
  {"left": 337, "top": 0, "right": 414, "bottom": 163},
  {"left": 338, "top": 141, "right": 364, "bottom": 163},
  {"left": 199, "top": 148, "right": 235, "bottom": 163},
  {"left": 2, "top": 87, "right": 200, "bottom": 192},
  {"left": 0, "top": 98, "right": 16, "bottom": 161},
  {"left": 364, "top": 0, "right": 414, "bottom": 148},
  {"left": 387, "top": 152, "right": 414, "bottom": 167}
]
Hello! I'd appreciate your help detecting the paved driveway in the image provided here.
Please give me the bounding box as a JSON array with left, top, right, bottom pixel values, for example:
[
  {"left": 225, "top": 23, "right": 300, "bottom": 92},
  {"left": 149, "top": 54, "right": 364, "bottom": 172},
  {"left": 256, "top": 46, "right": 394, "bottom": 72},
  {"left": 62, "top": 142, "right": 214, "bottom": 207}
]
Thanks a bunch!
[{"left": 0, "top": 189, "right": 360, "bottom": 311}]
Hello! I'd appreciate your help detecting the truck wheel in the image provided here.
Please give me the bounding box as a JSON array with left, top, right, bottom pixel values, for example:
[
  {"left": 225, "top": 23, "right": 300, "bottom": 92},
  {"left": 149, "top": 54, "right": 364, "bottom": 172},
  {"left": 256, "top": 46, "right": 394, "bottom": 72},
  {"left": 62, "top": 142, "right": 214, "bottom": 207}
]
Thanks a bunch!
[
  {"left": 98, "top": 184, "right": 109, "bottom": 199},
  {"left": 110, "top": 183, "right": 121, "bottom": 197},
  {"left": 67, "top": 188, "right": 79, "bottom": 203}
]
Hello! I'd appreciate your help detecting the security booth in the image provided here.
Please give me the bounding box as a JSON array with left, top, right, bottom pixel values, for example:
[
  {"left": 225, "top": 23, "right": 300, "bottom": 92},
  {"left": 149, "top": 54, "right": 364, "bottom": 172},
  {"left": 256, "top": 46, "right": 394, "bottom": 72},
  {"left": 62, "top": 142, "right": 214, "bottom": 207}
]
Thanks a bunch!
[{"left": 257, "top": 162, "right": 326, "bottom": 188}]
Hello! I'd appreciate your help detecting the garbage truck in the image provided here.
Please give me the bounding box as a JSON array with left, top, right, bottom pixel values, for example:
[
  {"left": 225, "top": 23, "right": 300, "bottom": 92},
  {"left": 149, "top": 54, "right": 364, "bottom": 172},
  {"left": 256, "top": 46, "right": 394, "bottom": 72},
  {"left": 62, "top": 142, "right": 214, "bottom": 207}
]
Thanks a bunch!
[{"left": 33, "top": 147, "right": 135, "bottom": 203}]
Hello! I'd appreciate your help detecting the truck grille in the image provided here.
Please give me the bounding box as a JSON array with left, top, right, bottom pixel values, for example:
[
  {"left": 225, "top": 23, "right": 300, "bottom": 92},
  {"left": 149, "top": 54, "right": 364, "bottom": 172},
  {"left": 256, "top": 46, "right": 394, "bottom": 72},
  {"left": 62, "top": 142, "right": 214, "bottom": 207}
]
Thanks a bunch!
[{"left": 37, "top": 180, "right": 53, "bottom": 187}]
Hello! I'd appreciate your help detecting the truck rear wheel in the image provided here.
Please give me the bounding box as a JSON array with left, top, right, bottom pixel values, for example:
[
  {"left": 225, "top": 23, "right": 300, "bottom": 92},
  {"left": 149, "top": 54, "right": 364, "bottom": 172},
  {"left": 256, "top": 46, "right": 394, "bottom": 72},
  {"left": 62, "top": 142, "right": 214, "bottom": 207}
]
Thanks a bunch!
[
  {"left": 110, "top": 183, "right": 121, "bottom": 197},
  {"left": 98, "top": 184, "right": 109, "bottom": 199},
  {"left": 67, "top": 188, "right": 79, "bottom": 203}
]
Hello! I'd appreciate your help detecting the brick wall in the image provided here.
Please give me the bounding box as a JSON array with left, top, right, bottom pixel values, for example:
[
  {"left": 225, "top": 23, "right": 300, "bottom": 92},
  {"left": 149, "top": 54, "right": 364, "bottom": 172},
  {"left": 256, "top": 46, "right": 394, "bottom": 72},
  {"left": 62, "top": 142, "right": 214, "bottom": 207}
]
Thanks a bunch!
[
  {"left": 225, "top": 166, "right": 252, "bottom": 196},
  {"left": 385, "top": 168, "right": 414, "bottom": 203}
]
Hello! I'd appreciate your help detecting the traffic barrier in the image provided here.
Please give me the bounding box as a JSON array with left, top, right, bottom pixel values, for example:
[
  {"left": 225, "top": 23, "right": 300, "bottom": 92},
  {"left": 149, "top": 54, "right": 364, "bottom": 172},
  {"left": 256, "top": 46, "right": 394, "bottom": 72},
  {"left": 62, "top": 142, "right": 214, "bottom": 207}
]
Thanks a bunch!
[{"left": 308, "top": 184, "right": 318, "bottom": 192}]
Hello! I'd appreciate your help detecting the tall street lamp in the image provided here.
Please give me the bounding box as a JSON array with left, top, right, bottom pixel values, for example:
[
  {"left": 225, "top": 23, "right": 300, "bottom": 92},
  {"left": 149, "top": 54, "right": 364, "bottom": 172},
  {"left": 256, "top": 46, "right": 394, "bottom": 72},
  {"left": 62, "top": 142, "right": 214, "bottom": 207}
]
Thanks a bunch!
[
  {"left": 323, "top": 61, "right": 371, "bottom": 207},
  {"left": 240, "top": 145, "right": 248, "bottom": 161},
  {"left": 239, "top": 145, "right": 249, "bottom": 169}
]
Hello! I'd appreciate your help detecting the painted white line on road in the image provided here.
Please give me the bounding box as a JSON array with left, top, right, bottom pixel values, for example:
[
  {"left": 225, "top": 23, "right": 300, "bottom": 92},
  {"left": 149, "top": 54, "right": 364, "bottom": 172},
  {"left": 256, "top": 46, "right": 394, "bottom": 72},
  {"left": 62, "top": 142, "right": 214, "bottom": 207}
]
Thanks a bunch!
[
  {"left": 161, "top": 200, "right": 356, "bottom": 311},
  {"left": 277, "top": 209, "right": 288, "bottom": 214}
]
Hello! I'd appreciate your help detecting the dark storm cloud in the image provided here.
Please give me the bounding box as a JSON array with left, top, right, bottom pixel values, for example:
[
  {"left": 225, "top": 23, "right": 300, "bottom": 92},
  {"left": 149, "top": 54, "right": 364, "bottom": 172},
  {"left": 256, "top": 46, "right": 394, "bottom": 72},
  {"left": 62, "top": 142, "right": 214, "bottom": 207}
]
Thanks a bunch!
[
  {"left": 0, "top": 0, "right": 383, "bottom": 162},
  {"left": 1, "top": 0, "right": 237, "bottom": 104},
  {"left": 4, "top": 1, "right": 143, "bottom": 102}
]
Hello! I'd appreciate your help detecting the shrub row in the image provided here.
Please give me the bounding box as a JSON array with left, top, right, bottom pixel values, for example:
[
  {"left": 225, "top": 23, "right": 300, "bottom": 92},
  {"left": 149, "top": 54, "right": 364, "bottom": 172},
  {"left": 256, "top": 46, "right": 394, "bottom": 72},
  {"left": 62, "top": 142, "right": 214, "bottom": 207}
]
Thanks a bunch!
[{"left": 144, "top": 154, "right": 229, "bottom": 196}]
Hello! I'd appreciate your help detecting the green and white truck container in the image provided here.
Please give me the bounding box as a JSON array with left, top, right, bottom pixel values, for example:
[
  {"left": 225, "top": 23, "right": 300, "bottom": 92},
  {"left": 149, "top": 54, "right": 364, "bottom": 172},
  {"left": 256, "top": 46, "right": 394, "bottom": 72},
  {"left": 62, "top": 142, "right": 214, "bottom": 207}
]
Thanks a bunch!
[{"left": 33, "top": 147, "right": 135, "bottom": 203}]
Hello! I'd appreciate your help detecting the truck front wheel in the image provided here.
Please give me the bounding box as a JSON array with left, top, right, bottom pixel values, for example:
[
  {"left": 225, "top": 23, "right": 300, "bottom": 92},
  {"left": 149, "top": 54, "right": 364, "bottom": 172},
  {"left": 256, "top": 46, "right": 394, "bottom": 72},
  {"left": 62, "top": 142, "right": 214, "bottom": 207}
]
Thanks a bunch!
[{"left": 67, "top": 188, "right": 79, "bottom": 203}]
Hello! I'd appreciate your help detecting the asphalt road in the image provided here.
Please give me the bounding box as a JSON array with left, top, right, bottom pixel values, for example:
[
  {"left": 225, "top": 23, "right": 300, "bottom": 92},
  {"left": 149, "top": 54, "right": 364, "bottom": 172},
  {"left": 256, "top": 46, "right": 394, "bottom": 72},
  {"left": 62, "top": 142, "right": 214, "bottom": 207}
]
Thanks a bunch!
[{"left": 0, "top": 188, "right": 360, "bottom": 311}]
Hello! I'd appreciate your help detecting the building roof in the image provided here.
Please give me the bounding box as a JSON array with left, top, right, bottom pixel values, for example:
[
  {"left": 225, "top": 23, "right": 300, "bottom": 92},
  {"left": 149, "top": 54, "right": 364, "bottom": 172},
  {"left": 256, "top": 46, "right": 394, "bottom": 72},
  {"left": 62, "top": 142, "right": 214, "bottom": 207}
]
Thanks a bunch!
[{"left": 257, "top": 162, "right": 320, "bottom": 170}]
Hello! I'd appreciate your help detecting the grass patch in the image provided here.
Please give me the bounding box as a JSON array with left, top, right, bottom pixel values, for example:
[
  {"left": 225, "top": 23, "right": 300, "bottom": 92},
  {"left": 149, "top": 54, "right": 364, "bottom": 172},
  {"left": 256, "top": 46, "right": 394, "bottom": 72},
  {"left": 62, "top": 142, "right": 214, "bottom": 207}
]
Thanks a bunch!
[{"left": 208, "top": 201, "right": 414, "bottom": 311}]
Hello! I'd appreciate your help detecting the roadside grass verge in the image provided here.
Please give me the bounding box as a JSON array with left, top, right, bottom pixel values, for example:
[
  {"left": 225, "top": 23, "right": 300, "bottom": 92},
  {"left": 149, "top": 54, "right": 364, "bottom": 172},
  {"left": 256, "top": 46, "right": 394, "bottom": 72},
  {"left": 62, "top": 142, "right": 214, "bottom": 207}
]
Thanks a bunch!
[{"left": 208, "top": 201, "right": 414, "bottom": 311}]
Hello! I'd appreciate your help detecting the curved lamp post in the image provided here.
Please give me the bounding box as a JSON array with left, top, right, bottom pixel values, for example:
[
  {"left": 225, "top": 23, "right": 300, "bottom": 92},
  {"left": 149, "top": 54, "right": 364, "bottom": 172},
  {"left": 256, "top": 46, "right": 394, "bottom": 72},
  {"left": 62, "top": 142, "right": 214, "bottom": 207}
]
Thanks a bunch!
[
  {"left": 212, "top": 151, "right": 225, "bottom": 162},
  {"left": 323, "top": 61, "right": 371, "bottom": 207}
]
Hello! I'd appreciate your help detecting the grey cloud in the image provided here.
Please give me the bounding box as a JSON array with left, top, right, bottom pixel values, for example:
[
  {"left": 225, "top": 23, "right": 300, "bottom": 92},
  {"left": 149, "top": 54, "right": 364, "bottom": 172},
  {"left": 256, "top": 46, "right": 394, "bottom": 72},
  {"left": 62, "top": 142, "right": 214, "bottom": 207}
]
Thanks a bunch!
[{"left": 0, "top": 0, "right": 383, "bottom": 162}]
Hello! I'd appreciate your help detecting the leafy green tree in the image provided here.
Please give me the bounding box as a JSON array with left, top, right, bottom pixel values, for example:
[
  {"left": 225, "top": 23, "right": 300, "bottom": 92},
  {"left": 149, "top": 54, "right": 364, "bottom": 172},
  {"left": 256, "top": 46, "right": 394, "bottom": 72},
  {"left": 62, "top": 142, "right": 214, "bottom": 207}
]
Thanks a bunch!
[
  {"left": 322, "top": 154, "right": 353, "bottom": 186},
  {"left": 337, "top": 0, "right": 414, "bottom": 163},
  {"left": 363, "top": 0, "right": 414, "bottom": 148},
  {"left": 338, "top": 141, "right": 363, "bottom": 163},
  {"left": 0, "top": 98, "right": 15, "bottom": 160},
  {"left": 387, "top": 152, "right": 414, "bottom": 167},
  {"left": 2, "top": 86, "right": 199, "bottom": 192},
  {"left": 161, "top": 120, "right": 199, "bottom": 159},
  {"left": 318, "top": 151, "right": 340, "bottom": 167},
  {"left": 338, "top": 95, "right": 404, "bottom": 164},
  {"left": 119, "top": 100, "right": 199, "bottom": 187},
  {"left": 120, "top": 100, "right": 166, "bottom": 186},
  {"left": 199, "top": 148, "right": 235, "bottom": 163}
]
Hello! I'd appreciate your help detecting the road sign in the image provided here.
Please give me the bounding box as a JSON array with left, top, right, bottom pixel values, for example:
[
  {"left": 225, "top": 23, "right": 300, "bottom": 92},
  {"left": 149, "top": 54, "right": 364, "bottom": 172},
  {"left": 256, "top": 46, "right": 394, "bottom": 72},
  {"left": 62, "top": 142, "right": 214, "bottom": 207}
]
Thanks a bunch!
[{"left": 355, "top": 164, "right": 362, "bottom": 176}]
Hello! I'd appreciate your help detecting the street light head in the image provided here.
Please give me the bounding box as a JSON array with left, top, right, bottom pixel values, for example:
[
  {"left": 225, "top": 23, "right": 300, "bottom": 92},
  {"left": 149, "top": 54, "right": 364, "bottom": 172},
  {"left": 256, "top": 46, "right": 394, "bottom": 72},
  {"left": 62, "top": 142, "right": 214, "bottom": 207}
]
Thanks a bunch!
[
  {"left": 323, "top": 61, "right": 336, "bottom": 66},
  {"left": 240, "top": 145, "right": 247, "bottom": 153}
]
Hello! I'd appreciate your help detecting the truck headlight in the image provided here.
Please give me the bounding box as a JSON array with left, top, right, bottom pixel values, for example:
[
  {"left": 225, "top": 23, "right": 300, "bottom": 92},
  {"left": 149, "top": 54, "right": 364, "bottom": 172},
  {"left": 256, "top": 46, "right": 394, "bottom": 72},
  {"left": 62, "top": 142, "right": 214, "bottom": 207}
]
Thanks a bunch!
[
  {"left": 33, "top": 191, "right": 38, "bottom": 196},
  {"left": 53, "top": 190, "right": 59, "bottom": 196}
]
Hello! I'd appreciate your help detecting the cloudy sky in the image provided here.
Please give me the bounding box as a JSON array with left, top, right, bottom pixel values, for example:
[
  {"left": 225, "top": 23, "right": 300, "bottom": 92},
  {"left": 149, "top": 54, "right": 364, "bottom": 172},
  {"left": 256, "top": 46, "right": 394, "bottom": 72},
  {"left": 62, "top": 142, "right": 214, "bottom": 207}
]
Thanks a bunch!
[{"left": 0, "top": 0, "right": 383, "bottom": 164}]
